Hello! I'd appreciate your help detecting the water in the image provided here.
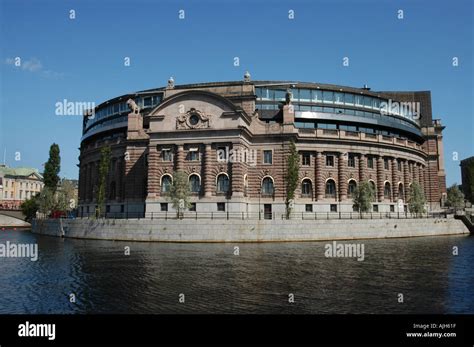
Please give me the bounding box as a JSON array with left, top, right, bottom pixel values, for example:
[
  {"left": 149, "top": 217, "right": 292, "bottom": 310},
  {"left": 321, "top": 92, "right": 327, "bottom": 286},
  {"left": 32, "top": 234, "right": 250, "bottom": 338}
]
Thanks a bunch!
[{"left": 0, "top": 230, "right": 473, "bottom": 314}]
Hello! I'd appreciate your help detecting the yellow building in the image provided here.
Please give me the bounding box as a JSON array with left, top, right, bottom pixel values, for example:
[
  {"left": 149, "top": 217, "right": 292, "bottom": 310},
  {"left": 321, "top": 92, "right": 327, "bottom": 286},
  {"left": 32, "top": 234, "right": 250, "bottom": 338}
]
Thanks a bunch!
[{"left": 0, "top": 165, "right": 44, "bottom": 209}]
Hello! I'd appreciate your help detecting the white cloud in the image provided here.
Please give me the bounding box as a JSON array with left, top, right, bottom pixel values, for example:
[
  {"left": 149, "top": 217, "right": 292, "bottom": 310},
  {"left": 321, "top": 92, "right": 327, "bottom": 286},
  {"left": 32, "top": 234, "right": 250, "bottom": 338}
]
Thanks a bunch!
[{"left": 4, "top": 57, "right": 63, "bottom": 78}]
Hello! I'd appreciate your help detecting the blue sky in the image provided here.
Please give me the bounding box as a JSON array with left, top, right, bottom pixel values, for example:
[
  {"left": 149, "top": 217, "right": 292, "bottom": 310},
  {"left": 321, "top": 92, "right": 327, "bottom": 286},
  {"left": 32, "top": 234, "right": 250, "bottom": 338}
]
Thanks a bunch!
[{"left": 0, "top": 0, "right": 472, "bottom": 185}]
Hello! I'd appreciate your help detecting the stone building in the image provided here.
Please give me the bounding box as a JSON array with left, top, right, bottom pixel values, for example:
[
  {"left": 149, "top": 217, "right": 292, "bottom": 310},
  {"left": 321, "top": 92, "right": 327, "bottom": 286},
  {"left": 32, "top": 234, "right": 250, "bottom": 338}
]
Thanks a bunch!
[
  {"left": 460, "top": 156, "right": 474, "bottom": 204},
  {"left": 0, "top": 165, "right": 44, "bottom": 209},
  {"left": 78, "top": 74, "right": 447, "bottom": 217}
]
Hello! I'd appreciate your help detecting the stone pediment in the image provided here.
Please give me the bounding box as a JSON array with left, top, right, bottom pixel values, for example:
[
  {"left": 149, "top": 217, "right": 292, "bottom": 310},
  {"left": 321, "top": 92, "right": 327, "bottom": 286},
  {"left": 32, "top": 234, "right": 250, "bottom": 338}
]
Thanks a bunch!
[{"left": 176, "top": 108, "right": 211, "bottom": 130}]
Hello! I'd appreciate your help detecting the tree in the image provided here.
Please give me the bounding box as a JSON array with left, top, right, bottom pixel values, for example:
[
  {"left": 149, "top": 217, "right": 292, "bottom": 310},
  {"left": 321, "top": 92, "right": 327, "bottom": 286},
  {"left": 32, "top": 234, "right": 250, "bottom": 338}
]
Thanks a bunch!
[
  {"left": 20, "top": 195, "right": 39, "bottom": 222},
  {"left": 37, "top": 187, "right": 56, "bottom": 216},
  {"left": 43, "top": 143, "right": 61, "bottom": 193},
  {"left": 96, "top": 146, "right": 111, "bottom": 217},
  {"left": 285, "top": 140, "right": 299, "bottom": 219},
  {"left": 57, "top": 179, "right": 76, "bottom": 213},
  {"left": 408, "top": 182, "right": 426, "bottom": 217},
  {"left": 446, "top": 184, "right": 464, "bottom": 213},
  {"left": 352, "top": 181, "right": 375, "bottom": 215},
  {"left": 169, "top": 170, "right": 191, "bottom": 219}
]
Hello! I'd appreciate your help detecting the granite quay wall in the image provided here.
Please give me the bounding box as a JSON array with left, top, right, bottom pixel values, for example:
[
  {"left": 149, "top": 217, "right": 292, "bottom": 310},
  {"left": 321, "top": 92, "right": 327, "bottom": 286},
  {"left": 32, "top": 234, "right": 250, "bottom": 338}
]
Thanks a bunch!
[{"left": 31, "top": 217, "right": 469, "bottom": 243}]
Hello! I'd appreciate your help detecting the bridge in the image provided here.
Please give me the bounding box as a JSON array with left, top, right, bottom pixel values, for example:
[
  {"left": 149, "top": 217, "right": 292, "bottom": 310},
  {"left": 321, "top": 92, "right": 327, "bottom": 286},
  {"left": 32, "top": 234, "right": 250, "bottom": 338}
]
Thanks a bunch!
[{"left": 0, "top": 209, "right": 30, "bottom": 228}]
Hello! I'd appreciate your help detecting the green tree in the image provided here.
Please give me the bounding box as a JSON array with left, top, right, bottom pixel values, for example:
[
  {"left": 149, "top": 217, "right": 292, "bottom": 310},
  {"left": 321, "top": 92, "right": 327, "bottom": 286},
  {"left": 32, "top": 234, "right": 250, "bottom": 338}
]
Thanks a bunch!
[
  {"left": 446, "top": 183, "right": 464, "bottom": 213},
  {"left": 43, "top": 143, "right": 61, "bottom": 192},
  {"left": 57, "top": 179, "right": 76, "bottom": 213},
  {"left": 352, "top": 181, "right": 375, "bottom": 215},
  {"left": 37, "top": 187, "right": 56, "bottom": 216},
  {"left": 96, "top": 146, "right": 111, "bottom": 217},
  {"left": 169, "top": 170, "right": 191, "bottom": 219},
  {"left": 285, "top": 140, "right": 299, "bottom": 219},
  {"left": 20, "top": 195, "right": 39, "bottom": 222},
  {"left": 408, "top": 182, "right": 426, "bottom": 217}
]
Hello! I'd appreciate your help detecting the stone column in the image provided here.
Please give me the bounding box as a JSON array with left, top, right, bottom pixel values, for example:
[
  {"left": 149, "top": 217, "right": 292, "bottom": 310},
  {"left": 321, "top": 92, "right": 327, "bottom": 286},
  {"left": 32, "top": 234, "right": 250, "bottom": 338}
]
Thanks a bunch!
[
  {"left": 359, "top": 154, "right": 366, "bottom": 182},
  {"left": 204, "top": 144, "right": 214, "bottom": 197},
  {"left": 117, "top": 158, "right": 123, "bottom": 200},
  {"left": 376, "top": 156, "right": 384, "bottom": 202},
  {"left": 147, "top": 146, "right": 160, "bottom": 198},
  {"left": 231, "top": 143, "right": 244, "bottom": 197},
  {"left": 414, "top": 163, "right": 420, "bottom": 186},
  {"left": 175, "top": 144, "right": 184, "bottom": 171},
  {"left": 403, "top": 160, "right": 410, "bottom": 201},
  {"left": 315, "top": 152, "right": 324, "bottom": 200},
  {"left": 419, "top": 164, "right": 425, "bottom": 194},
  {"left": 391, "top": 158, "right": 398, "bottom": 202},
  {"left": 338, "top": 153, "right": 347, "bottom": 201}
]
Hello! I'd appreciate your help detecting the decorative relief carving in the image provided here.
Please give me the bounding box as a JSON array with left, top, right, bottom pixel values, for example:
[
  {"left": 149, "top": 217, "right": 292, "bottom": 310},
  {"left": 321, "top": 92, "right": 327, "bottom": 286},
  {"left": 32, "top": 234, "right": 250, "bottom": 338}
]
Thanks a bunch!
[{"left": 176, "top": 108, "right": 211, "bottom": 130}]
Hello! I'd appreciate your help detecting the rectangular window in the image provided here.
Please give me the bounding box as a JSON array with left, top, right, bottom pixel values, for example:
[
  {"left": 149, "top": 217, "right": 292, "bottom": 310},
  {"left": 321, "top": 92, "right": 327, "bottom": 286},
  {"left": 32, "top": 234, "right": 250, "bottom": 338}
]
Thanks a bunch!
[
  {"left": 344, "top": 93, "right": 354, "bottom": 105},
  {"left": 334, "top": 92, "right": 344, "bottom": 104},
  {"left": 348, "top": 154, "right": 355, "bottom": 168},
  {"left": 189, "top": 203, "right": 196, "bottom": 212},
  {"left": 330, "top": 204, "right": 337, "bottom": 212},
  {"left": 144, "top": 97, "right": 152, "bottom": 107},
  {"left": 355, "top": 95, "right": 363, "bottom": 106},
  {"left": 299, "top": 105, "right": 311, "bottom": 111},
  {"left": 162, "top": 149, "right": 172, "bottom": 162},
  {"left": 323, "top": 107, "right": 334, "bottom": 113},
  {"left": 363, "top": 96, "right": 373, "bottom": 108},
  {"left": 187, "top": 148, "right": 199, "bottom": 161},
  {"left": 312, "top": 90, "right": 322, "bottom": 103},
  {"left": 397, "top": 161, "right": 402, "bottom": 171},
  {"left": 384, "top": 159, "right": 389, "bottom": 170},
  {"left": 263, "top": 150, "right": 273, "bottom": 164},
  {"left": 274, "top": 89, "right": 286, "bottom": 101},
  {"left": 367, "top": 157, "right": 374, "bottom": 169},
  {"left": 299, "top": 89, "right": 311, "bottom": 102},
  {"left": 305, "top": 204, "right": 313, "bottom": 212},
  {"left": 390, "top": 205, "right": 395, "bottom": 212},
  {"left": 217, "top": 203, "right": 225, "bottom": 212},
  {"left": 373, "top": 204, "right": 378, "bottom": 212},
  {"left": 323, "top": 91, "right": 334, "bottom": 103},
  {"left": 312, "top": 106, "right": 323, "bottom": 112},
  {"left": 160, "top": 203, "right": 168, "bottom": 212},
  {"left": 302, "top": 152, "right": 311, "bottom": 166},
  {"left": 326, "top": 155, "right": 334, "bottom": 167}
]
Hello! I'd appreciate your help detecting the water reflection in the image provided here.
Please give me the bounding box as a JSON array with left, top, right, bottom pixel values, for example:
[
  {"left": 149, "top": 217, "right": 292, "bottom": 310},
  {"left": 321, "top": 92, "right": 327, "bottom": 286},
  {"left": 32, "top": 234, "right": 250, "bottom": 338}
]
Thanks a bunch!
[{"left": 0, "top": 230, "right": 472, "bottom": 314}]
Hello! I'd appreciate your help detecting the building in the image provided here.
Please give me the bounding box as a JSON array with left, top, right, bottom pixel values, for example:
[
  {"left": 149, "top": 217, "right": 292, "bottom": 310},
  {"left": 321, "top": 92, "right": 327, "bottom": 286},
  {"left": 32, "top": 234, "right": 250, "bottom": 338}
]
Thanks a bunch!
[
  {"left": 77, "top": 74, "right": 447, "bottom": 217},
  {"left": 460, "top": 156, "right": 474, "bottom": 204},
  {"left": 0, "top": 165, "right": 44, "bottom": 209}
]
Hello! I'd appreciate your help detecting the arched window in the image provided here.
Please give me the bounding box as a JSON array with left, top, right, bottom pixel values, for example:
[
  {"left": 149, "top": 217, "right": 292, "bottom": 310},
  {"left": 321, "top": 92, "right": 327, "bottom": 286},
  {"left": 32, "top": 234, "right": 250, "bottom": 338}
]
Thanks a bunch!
[
  {"left": 301, "top": 179, "right": 312, "bottom": 197},
  {"left": 161, "top": 175, "right": 172, "bottom": 193},
  {"left": 369, "top": 180, "right": 376, "bottom": 195},
  {"left": 261, "top": 177, "right": 274, "bottom": 196},
  {"left": 384, "top": 182, "right": 391, "bottom": 199},
  {"left": 398, "top": 183, "right": 404, "bottom": 200},
  {"left": 348, "top": 180, "right": 357, "bottom": 198},
  {"left": 189, "top": 174, "right": 201, "bottom": 193},
  {"left": 216, "top": 174, "right": 229, "bottom": 193},
  {"left": 325, "top": 179, "right": 336, "bottom": 198}
]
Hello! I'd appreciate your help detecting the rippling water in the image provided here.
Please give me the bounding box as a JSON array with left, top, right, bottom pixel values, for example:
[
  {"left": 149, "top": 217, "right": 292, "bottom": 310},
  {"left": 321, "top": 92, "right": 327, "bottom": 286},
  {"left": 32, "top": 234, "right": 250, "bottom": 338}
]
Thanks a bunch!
[{"left": 0, "top": 230, "right": 472, "bottom": 314}]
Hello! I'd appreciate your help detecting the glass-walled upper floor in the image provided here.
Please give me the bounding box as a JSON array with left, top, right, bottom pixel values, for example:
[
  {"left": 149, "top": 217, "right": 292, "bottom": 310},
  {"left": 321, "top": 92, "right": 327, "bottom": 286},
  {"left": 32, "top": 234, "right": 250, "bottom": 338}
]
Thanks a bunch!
[
  {"left": 255, "top": 87, "right": 419, "bottom": 122},
  {"left": 83, "top": 94, "right": 163, "bottom": 135}
]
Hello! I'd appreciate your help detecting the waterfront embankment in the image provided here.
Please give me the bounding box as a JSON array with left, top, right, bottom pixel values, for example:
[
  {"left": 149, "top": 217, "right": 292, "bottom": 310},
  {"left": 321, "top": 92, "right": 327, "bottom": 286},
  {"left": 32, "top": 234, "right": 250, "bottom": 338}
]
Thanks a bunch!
[{"left": 31, "top": 217, "right": 469, "bottom": 242}]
